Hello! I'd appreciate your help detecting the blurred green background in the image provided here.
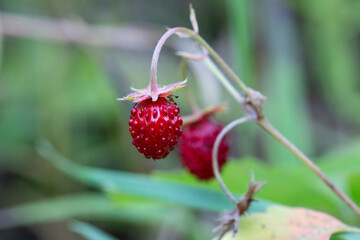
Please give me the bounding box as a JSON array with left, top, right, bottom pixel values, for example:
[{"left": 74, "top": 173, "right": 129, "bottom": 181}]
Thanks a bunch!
[{"left": 0, "top": 0, "right": 360, "bottom": 239}]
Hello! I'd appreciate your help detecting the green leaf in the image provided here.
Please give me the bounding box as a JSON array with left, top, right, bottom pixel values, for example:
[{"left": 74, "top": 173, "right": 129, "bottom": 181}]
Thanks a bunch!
[
  {"left": 0, "top": 193, "right": 210, "bottom": 239},
  {"left": 330, "top": 232, "right": 360, "bottom": 240},
  {"left": 36, "top": 140, "right": 271, "bottom": 213},
  {"left": 0, "top": 193, "right": 169, "bottom": 229},
  {"left": 154, "top": 155, "right": 360, "bottom": 222},
  {"left": 70, "top": 221, "right": 119, "bottom": 240},
  {"left": 154, "top": 158, "right": 333, "bottom": 209},
  {"left": 0, "top": 193, "right": 110, "bottom": 229},
  {"left": 219, "top": 205, "right": 360, "bottom": 240}
]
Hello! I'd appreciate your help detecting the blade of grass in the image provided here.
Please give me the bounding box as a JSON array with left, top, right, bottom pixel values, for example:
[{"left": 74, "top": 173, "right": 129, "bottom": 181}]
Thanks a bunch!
[
  {"left": 36, "top": 140, "right": 271, "bottom": 213},
  {"left": 0, "top": 193, "right": 208, "bottom": 239},
  {"left": 70, "top": 221, "right": 119, "bottom": 240}
]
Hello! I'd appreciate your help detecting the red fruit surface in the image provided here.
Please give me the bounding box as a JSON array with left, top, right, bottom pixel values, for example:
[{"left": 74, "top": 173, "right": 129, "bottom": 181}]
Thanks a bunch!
[
  {"left": 129, "top": 97, "right": 183, "bottom": 160},
  {"left": 179, "top": 118, "right": 229, "bottom": 180}
]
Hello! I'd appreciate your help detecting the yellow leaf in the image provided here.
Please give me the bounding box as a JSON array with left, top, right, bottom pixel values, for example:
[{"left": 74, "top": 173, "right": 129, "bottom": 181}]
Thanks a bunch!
[{"left": 219, "top": 206, "right": 358, "bottom": 240}]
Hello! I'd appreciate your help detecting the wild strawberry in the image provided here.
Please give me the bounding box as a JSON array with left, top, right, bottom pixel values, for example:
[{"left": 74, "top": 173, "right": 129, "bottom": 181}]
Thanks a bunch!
[
  {"left": 129, "top": 97, "right": 183, "bottom": 160},
  {"left": 117, "top": 65, "right": 186, "bottom": 160},
  {"left": 179, "top": 117, "right": 229, "bottom": 180}
]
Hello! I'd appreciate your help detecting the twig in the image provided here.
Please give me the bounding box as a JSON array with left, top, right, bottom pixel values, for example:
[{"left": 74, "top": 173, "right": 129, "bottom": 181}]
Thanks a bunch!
[
  {"left": 257, "top": 118, "right": 360, "bottom": 216},
  {"left": 213, "top": 174, "right": 265, "bottom": 239}
]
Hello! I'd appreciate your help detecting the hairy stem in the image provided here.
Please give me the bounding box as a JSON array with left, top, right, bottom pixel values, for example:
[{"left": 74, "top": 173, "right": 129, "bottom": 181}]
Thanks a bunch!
[
  {"left": 212, "top": 116, "right": 257, "bottom": 204},
  {"left": 257, "top": 118, "right": 360, "bottom": 216},
  {"left": 150, "top": 27, "right": 185, "bottom": 96}
]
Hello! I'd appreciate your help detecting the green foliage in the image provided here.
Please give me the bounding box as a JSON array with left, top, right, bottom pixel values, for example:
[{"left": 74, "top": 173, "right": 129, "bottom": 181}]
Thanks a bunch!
[
  {"left": 29, "top": 141, "right": 360, "bottom": 239},
  {"left": 154, "top": 153, "right": 360, "bottom": 223},
  {"left": 296, "top": 0, "right": 360, "bottom": 127},
  {"left": 36, "top": 140, "right": 270, "bottom": 213},
  {"left": 0, "top": 1, "right": 359, "bottom": 239},
  {"left": 35, "top": 139, "right": 360, "bottom": 224},
  {"left": 0, "top": 40, "right": 122, "bottom": 167},
  {"left": 0, "top": 194, "right": 113, "bottom": 229},
  {"left": 0, "top": 193, "right": 211, "bottom": 239},
  {"left": 70, "top": 221, "right": 120, "bottom": 240},
  {"left": 331, "top": 233, "right": 360, "bottom": 240}
]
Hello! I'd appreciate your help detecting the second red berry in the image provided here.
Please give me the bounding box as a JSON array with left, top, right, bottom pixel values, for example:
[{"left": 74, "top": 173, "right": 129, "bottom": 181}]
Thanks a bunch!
[{"left": 179, "top": 117, "right": 229, "bottom": 180}]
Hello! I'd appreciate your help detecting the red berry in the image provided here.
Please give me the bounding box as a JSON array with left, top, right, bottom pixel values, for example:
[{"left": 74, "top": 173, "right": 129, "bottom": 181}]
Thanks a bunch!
[
  {"left": 179, "top": 117, "right": 229, "bottom": 180},
  {"left": 129, "top": 97, "right": 183, "bottom": 160}
]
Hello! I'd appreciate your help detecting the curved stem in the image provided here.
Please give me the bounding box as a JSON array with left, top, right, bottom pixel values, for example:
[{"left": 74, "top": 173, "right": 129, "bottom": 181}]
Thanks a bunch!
[
  {"left": 212, "top": 115, "right": 257, "bottom": 204},
  {"left": 257, "top": 118, "right": 360, "bottom": 217},
  {"left": 150, "top": 27, "right": 187, "bottom": 96}
]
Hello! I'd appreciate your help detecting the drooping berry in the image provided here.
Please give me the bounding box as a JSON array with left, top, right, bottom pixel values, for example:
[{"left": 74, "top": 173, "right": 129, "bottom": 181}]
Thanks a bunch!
[
  {"left": 179, "top": 117, "right": 229, "bottom": 180},
  {"left": 129, "top": 97, "right": 183, "bottom": 160}
]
